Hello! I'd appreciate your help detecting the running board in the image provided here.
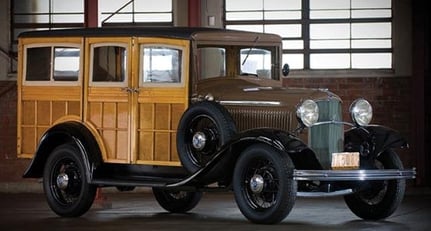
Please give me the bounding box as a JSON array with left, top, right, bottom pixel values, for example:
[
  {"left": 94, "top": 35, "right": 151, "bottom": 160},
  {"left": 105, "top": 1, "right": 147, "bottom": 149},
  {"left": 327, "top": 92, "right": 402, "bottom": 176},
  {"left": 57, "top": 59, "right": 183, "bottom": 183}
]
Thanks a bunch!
[
  {"left": 91, "top": 177, "right": 188, "bottom": 189},
  {"left": 294, "top": 168, "right": 416, "bottom": 181},
  {"left": 297, "top": 189, "right": 353, "bottom": 197},
  {"left": 91, "top": 168, "right": 416, "bottom": 190}
]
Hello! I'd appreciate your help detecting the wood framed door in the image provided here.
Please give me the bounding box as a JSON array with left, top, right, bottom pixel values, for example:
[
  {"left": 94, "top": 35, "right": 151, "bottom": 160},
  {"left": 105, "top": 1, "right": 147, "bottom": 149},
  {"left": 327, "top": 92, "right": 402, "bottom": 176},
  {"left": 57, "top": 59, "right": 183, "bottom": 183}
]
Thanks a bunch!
[
  {"left": 132, "top": 38, "right": 190, "bottom": 166},
  {"left": 84, "top": 37, "right": 132, "bottom": 163}
]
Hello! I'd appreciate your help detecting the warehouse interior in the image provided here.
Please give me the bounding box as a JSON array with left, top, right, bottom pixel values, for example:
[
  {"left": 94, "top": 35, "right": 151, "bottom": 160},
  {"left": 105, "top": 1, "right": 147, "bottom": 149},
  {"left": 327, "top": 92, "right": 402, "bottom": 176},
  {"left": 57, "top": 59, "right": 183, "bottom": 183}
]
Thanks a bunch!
[{"left": 0, "top": 0, "right": 430, "bottom": 229}]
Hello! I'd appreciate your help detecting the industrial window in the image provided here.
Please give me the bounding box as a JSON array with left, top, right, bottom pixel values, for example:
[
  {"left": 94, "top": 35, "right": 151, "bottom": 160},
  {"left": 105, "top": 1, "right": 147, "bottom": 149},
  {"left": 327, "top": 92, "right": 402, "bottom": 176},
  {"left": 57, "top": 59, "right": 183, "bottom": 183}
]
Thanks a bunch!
[
  {"left": 13, "top": 0, "right": 84, "bottom": 26},
  {"left": 225, "top": 0, "right": 392, "bottom": 70},
  {"left": 12, "top": 1, "right": 84, "bottom": 57},
  {"left": 99, "top": 0, "right": 173, "bottom": 26},
  {"left": 25, "top": 46, "right": 80, "bottom": 83}
]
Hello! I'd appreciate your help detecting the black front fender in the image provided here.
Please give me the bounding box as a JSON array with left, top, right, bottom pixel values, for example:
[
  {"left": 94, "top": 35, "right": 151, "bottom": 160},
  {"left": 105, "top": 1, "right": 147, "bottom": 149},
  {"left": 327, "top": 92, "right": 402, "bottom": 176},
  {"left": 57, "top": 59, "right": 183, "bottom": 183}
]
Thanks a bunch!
[
  {"left": 23, "top": 122, "right": 102, "bottom": 179},
  {"left": 345, "top": 125, "right": 408, "bottom": 157},
  {"left": 229, "top": 128, "right": 323, "bottom": 170},
  {"left": 180, "top": 128, "right": 322, "bottom": 186}
]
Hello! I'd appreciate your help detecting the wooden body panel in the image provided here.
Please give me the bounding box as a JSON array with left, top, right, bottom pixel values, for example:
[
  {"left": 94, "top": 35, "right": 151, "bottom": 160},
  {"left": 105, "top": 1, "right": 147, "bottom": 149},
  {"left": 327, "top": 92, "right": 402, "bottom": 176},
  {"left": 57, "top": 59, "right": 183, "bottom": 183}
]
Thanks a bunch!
[
  {"left": 136, "top": 88, "right": 187, "bottom": 165},
  {"left": 86, "top": 88, "right": 130, "bottom": 163},
  {"left": 19, "top": 86, "right": 82, "bottom": 156},
  {"left": 18, "top": 34, "right": 190, "bottom": 166},
  {"left": 17, "top": 37, "right": 83, "bottom": 158}
]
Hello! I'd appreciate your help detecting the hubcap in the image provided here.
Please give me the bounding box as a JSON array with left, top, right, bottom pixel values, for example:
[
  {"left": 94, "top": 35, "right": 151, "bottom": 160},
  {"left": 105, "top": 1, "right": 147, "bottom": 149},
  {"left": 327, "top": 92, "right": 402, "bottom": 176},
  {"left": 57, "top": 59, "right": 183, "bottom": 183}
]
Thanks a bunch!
[
  {"left": 56, "top": 173, "right": 69, "bottom": 190},
  {"left": 192, "top": 132, "right": 207, "bottom": 150},
  {"left": 249, "top": 174, "right": 265, "bottom": 193}
]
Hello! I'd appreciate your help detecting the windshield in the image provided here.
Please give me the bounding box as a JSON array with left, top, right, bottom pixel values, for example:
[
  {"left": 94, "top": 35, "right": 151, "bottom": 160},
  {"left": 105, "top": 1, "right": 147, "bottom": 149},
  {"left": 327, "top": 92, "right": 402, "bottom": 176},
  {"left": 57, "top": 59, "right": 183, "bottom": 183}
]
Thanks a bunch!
[
  {"left": 240, "top": 48, "right": 272, "bottom": 78},
  {"left": 197, "top": 45, "right": 279, "bottom": 80}
]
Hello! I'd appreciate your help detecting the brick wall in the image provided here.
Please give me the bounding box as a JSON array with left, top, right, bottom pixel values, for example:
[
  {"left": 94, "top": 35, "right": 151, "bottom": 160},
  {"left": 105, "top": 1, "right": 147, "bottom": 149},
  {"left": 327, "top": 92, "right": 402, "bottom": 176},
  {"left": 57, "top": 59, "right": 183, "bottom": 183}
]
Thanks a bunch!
[
  {"left": 0, "top": 81, "right": 32, "bottom": 184},
  {"left": 283, "top": 76, "right": 414, "bottom": 170}
]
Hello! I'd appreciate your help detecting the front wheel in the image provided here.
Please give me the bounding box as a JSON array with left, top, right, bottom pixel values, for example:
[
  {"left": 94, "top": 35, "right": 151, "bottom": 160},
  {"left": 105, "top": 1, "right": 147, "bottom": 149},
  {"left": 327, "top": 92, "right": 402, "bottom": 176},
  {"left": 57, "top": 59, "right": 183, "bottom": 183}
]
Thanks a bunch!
[
  {"left": 233, "top": 144, "right": 297, "bottom": 224},
  {"left": 177, "top": 101, "right": 236, "bottom": 173},
  {"left": 344, "top": 149, "right": 406, "bottom": 220},
  {"left": 43, "top": 143, "right": 96, "bottom": 217},
  {"left": 152, "top": 188, "right": 203, "bottom": 213}
]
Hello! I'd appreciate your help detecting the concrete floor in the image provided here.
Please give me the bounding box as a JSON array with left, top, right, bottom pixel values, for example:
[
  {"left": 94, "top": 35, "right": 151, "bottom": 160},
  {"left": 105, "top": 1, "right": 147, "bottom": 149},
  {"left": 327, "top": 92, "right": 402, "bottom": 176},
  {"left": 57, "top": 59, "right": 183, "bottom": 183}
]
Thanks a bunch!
[{"left": 0, "top": 190, "right": 430, "bottom": 231}]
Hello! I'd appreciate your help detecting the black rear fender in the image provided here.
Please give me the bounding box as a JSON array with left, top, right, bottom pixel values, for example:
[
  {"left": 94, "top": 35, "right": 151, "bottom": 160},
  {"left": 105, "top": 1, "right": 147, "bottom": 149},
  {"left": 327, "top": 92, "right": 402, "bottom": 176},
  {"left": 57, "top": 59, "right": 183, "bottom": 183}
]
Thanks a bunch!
[{"left": 23, "top": 122, "right": 102, "bottom": 179}]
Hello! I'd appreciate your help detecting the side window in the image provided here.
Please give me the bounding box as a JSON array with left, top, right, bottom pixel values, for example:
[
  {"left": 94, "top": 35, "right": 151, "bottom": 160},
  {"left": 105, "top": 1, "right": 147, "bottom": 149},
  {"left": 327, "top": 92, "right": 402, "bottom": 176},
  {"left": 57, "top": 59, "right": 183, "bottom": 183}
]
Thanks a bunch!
[
  {"left": 26, "top": 47, "right": 51, "bottom": 81},
  {"left": 25, "top": 46, "right": 80, "bottom": 83},
  {"left": 141, "top": 46, "right": 182, "bottom": 84},
  {"left": 198, "top": 47, "right": 226, "bottom": 79},
  {"left": 240, "top": 48, "right": 272, "bottom": 79},
  {"left": 92, "top": 45, "right": 127, "bottom": 83},
  {"left": 53, "top": 48, "right": 80, "bottom": 81}
]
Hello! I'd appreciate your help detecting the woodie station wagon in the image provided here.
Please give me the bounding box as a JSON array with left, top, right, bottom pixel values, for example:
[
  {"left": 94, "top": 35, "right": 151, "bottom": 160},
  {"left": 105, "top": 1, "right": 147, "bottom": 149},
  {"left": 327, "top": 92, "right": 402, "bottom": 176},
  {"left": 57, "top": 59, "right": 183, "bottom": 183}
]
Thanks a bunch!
[{"left": 17, "top": 27, "right": 416, "bottom": 224}]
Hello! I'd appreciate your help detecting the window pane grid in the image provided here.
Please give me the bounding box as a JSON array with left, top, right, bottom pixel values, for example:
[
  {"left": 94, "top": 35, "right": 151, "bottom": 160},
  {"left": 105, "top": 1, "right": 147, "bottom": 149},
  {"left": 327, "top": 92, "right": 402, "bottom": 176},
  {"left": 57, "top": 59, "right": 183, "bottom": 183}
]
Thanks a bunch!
[
  {"left": 100, "top": 0, "right": 173, "bottom": 25},
  {"left": 225, "top": 0, "right": 393, "bottom": 70}
]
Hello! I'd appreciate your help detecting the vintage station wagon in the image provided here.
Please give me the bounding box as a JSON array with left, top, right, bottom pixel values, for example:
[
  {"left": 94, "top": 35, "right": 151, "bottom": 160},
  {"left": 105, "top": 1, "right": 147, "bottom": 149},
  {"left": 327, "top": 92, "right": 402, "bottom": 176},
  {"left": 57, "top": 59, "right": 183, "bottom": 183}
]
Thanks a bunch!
[{"left": 17, "top": 27, "right": 415, "bottom": 224}]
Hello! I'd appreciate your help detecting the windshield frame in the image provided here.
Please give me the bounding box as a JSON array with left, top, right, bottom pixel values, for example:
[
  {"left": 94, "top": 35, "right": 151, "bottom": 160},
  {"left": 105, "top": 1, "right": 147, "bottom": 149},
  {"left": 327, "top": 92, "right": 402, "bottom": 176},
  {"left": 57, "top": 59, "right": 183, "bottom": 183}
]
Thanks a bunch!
[{"left": 191, "top": 31, "right": 283, "bottom": 86}]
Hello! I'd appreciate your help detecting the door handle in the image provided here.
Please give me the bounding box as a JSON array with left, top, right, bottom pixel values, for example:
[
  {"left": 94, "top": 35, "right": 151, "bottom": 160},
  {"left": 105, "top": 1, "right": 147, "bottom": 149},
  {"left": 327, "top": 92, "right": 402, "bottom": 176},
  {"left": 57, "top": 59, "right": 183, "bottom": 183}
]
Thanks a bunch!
[
  {"left": 122, "top": 87, "right": 133, "bottom": 93},
  {"left": 122, "top": 87, "right": 140, "bottom": 93}
]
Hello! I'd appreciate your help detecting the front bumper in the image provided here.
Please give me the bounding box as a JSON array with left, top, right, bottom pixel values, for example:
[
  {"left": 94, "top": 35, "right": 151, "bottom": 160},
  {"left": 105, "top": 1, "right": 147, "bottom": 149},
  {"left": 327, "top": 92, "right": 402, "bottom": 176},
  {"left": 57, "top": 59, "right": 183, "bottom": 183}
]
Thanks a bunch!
[{"left": 294, "top": 168, "right": 416, "bottom": 181}]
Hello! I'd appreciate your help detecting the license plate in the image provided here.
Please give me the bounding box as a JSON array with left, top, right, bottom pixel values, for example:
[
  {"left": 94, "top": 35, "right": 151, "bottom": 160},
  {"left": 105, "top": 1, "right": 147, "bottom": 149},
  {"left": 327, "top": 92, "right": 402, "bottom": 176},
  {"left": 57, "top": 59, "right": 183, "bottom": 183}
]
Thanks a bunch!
[{"left": 331, "top": 152, "right": 360, "bottom": 170}]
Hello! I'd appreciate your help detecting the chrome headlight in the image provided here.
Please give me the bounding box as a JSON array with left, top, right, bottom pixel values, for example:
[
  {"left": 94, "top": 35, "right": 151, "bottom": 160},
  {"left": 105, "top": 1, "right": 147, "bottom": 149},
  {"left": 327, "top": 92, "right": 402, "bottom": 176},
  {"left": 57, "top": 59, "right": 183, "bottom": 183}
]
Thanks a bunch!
[
  {"left": 350, "top": 98, "right": 373, "bottom": 126},
  {"left": 296, "top": 99, "right": 319, "bottom": 127}
]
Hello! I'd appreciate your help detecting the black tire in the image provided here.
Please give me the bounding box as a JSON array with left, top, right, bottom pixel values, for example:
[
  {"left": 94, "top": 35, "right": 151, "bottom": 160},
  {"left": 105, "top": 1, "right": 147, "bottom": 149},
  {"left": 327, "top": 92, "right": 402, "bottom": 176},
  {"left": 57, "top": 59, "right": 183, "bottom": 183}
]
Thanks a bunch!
[
  {"left": 177, "top": 101, "right": 236, "bottom": 173},
  {"left": 344, "top": 149, "right": 406, "bottom": 220},
  {"left": 152, "top": 188, "right": 203, "bottom": 213},
  {"left": 233, "top": 144, "right": 297, "bottom": 224},
  {"left": 43, "top": 143, "right": 97, "bottom": 217}
]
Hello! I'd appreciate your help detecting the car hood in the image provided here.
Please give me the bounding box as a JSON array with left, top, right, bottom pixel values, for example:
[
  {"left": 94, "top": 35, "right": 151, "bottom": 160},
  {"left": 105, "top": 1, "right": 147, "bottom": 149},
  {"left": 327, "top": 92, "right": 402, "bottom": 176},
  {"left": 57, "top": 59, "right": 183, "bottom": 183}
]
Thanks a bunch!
[{"left": 196, "top": 77, "right": 340, "bottom": 108}]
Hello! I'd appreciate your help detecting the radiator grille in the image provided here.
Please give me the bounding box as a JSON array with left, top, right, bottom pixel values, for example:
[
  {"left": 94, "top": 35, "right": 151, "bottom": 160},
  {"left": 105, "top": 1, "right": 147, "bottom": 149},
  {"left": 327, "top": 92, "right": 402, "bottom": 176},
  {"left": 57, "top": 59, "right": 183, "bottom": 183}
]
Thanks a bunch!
[{"left": 309, "top": 99, "right": 344, "bottom": 169}]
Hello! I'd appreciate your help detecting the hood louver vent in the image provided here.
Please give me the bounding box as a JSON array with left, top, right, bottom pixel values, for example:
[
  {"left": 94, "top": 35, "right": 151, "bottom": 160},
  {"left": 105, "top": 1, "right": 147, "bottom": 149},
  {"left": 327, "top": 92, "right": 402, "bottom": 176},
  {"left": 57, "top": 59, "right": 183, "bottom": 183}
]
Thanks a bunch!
[{"left": 227, "top": 106, "right": 293, "bottom": 132}]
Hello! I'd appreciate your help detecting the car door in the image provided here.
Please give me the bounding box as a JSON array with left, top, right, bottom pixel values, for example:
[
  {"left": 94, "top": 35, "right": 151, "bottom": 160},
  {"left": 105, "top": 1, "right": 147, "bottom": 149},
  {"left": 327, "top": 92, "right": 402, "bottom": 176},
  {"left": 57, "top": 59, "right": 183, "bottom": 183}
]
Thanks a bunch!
[
  {"left": 84, "top": 37, "right": 132, "bottom": 163},
  {"left": 132, "top": 37, "right": 190, "bottom": 166}
]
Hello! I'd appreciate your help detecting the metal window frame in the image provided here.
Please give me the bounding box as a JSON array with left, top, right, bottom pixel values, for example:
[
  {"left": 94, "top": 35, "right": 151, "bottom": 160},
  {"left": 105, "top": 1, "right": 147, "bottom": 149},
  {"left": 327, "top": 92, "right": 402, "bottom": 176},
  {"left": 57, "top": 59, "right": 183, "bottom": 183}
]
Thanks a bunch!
[{"left": 224, "top": 0, "right": 393, "bottom": 70}]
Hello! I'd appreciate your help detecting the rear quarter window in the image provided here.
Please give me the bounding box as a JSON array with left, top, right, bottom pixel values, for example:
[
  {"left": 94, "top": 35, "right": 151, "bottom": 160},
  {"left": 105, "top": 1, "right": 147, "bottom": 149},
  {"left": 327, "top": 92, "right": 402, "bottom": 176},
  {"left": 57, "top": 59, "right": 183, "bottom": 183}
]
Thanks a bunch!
[{"left": 24, "top": 45, "right": 80, "bottom": 85}]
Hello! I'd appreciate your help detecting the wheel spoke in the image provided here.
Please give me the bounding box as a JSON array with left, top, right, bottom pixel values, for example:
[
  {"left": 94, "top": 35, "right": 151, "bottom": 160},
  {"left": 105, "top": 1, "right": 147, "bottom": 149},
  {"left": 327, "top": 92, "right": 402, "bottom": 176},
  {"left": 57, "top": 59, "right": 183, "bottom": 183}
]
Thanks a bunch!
[
  {"left": 50, "top": 158, "right": 83, "bottom": 206},
  {"left": 244, "top": 157, "right": 279, "bottom": 209}
]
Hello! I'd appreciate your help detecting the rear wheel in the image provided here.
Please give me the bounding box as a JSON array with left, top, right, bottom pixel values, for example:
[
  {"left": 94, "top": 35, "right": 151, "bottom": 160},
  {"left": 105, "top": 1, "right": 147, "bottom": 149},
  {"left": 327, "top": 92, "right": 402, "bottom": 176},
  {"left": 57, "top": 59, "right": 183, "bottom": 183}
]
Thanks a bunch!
[
  {"left": 43, "top": 143, "right": 96, "bottom": 217},
  {"left": 344, "top": 149, "right": 406, "bottom": 220},
  {"left": 233, "top": 144, "right": 297, "bottom": 224},
  {"left": 152, "top": 188, "right": 202, "bottom": 213}
]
